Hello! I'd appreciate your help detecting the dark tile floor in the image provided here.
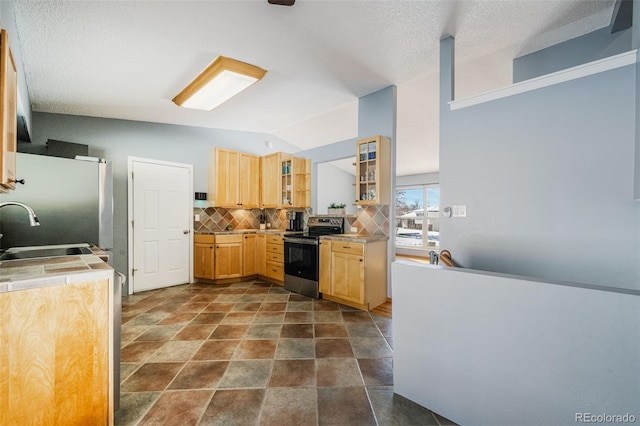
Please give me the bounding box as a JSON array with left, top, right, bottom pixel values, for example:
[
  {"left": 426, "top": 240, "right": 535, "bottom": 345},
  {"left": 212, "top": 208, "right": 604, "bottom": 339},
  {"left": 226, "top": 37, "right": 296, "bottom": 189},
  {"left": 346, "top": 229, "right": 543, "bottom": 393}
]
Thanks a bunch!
[{"left": 116, "top": 280, "right": 456, "bottom": 425}]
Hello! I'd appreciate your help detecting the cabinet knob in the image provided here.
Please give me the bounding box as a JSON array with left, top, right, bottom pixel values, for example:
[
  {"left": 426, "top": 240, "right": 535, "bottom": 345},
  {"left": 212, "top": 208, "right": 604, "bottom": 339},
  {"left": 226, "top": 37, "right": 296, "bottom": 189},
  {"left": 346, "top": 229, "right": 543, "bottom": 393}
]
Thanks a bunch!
[{"left": 183, "top": 230, "right": 190, "bottom": 234}]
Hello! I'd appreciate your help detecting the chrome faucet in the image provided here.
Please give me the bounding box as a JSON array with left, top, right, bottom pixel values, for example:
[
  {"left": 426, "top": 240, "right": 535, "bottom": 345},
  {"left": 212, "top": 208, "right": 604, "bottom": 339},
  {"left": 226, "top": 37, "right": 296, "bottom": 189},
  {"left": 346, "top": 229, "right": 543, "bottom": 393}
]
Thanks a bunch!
[{"left": 0, "top": 202, "right": 40, "bottom": 227}]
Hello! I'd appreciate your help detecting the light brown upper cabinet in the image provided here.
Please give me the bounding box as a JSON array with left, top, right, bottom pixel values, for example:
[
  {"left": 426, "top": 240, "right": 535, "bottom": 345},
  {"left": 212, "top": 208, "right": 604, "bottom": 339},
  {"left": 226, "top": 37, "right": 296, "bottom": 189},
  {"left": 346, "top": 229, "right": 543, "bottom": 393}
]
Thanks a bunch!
[
  {"left": 260, "top": 152, "right": 281, "bottom": 208},
  {"left": 239, "top": 153, "right": 260, "bottom": 208},
  {"left": 355, "top": 135, "right": 390, "bottom": 205},
  {"left": 281, "top": 155, "right": 311, "bottom": 209},
  {"left": 209, "top": 148, "right": 259, "bottom": 208},
  {"left": 0, "top": 29, "right": 17, "bottom": 193}
]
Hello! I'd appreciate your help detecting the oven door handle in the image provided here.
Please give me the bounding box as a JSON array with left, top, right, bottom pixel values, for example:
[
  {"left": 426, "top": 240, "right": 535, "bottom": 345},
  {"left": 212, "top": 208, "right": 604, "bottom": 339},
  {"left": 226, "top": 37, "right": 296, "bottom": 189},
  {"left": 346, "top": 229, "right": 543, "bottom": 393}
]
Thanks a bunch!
[{"left": 284, "top": 238, "right": 319, "bottom": 245}]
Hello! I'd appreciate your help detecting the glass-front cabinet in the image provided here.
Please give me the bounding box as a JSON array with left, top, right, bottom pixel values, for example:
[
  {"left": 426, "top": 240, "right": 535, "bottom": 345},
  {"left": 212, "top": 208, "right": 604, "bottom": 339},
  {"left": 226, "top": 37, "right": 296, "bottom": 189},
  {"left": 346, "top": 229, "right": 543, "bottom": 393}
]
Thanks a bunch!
[
  {"left": 355, "top": 135, "right": 390, "bottom": 205},
  {"left": 281, "top": 156, "right": 293, "bottom": 207},
  {"left": 281, "top": 155, "right": 311, "bottom": 208}
]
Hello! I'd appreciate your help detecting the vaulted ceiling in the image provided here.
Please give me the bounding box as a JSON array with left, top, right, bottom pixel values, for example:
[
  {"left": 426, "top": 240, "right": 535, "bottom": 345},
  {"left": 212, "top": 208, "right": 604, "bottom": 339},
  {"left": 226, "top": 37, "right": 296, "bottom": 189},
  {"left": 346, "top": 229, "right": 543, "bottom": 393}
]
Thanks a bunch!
[{"left": 12, "top": 0, "right": 616, "bottom": 175}]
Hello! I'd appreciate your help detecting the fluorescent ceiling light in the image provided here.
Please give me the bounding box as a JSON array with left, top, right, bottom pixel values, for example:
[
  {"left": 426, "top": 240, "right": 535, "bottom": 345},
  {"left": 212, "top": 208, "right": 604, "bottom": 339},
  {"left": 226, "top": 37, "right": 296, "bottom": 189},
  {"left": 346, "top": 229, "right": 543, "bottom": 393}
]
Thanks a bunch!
[{"left": 173, "top": 56, "right": 267, "bottom": 110}]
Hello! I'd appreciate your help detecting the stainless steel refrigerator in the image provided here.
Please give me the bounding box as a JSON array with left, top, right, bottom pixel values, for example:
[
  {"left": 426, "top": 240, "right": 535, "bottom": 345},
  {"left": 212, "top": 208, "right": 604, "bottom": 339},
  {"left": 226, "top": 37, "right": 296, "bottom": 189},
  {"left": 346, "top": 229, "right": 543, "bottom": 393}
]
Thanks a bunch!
[
  {"left": 0, "top": 151, "right": 122, "bottom": 411},
  {"left": 0, "top": 152, "right": 113, "bottom": 251}
]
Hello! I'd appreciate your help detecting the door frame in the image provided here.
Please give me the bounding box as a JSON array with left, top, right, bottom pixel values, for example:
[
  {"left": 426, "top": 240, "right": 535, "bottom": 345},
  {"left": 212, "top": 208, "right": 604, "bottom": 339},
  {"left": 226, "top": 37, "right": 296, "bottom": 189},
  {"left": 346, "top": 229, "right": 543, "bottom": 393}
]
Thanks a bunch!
[{"left": 127, "top": 156, "right": 194, "bottom": 295}]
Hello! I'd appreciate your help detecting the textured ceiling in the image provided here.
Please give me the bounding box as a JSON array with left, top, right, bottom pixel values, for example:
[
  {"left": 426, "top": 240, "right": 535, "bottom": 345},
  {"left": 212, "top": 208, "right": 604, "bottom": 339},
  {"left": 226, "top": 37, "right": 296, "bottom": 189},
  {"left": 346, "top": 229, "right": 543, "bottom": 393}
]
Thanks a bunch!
[{"left": 12, "top": 0, "right": 615, "bottom": 176}]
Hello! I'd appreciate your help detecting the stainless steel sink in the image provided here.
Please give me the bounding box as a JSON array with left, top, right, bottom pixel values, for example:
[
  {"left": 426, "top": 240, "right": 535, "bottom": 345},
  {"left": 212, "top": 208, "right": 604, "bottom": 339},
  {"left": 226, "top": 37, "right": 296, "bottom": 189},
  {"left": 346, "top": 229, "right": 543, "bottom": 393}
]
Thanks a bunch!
[{"left": 0, "top": 246, "right": 93, "bottom": 261}]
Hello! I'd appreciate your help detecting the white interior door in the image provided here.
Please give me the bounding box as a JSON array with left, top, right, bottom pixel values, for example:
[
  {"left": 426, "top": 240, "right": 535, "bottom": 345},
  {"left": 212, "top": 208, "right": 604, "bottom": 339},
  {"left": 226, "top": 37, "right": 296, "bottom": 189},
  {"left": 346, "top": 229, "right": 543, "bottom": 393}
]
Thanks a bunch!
[{"left": 131, "top": 160, "right": 191, "bottom": 292}]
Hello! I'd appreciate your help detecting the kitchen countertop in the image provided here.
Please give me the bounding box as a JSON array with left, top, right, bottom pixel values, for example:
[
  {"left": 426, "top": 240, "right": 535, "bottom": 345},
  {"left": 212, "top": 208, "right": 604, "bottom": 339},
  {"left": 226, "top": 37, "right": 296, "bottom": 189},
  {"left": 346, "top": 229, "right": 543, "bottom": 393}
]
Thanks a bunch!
[
  {"left": 0, "top": 252, "right": 114, "bottom": 293},
  {"left": 196, "top": 229, "right": 303, "bottom": 236},
  {"left": 319, "top": 234, "right": 389, "bottom": 243},
  {"left": 195, "top": 230, "right": 388, "bottom": 242}
]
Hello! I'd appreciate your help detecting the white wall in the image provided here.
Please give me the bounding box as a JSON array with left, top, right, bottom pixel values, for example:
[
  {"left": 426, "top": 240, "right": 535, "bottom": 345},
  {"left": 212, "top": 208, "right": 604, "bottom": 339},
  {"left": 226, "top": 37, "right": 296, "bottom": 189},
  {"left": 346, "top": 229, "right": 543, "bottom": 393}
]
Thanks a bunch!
[
  {"left": 396, "top": 172, "right": 439, "bottom": 187},
  {"left": 316, "top": 163, "right": 356, "bottom": 215},
  {"left": 392, "top": 261, "right": 640, "bottom": 426}
]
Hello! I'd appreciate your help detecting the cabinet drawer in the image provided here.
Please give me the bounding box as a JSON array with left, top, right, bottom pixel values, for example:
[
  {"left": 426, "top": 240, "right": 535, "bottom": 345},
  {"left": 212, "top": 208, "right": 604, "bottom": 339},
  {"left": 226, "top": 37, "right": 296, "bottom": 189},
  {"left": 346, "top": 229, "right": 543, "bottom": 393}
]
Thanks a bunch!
[
  {"left": 266, "top": 252, "right": 284, "bottom": 263},
  {"left": 331, "top": 242, "right": 364, "bottom": 256},
  {"left": 216, "top": 234, "right": 243, "bottom": 244},
  {"left": 266, "top": 235, "right": 284, "bottom": 244},
  {"left": 265, "top": 261, "right": 284, "bottom": 280},
  {"left": 194, "top": 234, "right": 215, "bottom": 244},
  {"left": 266, "top": 243, "right": 284, "bottom": 255}
]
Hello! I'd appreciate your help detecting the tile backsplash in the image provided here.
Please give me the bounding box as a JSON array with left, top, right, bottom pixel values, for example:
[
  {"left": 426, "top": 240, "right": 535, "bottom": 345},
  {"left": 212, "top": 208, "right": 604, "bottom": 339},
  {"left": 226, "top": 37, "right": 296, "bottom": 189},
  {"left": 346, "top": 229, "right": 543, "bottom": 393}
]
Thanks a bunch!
[
  {"left": 354, "top": 205, "right": 390, "bottom": 237},
  {"left": 194, "top": 207, "right": 310, "bottom": 232},
  {"left": 194, "top": 205, "right": 389, "bottom": 237}
]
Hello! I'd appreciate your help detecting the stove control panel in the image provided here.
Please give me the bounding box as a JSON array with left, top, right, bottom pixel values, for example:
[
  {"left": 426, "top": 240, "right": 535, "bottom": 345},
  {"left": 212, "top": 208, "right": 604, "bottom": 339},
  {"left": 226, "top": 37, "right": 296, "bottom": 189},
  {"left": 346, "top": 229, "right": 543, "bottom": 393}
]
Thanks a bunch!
[{"left": 308, "top": 217, "right": 344, "bottom": 227}]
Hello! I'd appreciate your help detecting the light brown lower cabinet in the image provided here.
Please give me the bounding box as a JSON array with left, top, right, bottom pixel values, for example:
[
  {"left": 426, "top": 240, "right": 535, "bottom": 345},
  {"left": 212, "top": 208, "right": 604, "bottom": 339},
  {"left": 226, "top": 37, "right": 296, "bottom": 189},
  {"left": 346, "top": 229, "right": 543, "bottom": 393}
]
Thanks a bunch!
[
  {"left": 194, "top": 234, "right": 215, "bottom": 279},
  {"left": 332, "top": 250, "right": 365, "bottom": 304},
  {"left": 243, "top": 234, "right": 257, "bottom": 276},
  {"left": 265, "top": 235, "right": 284, "bottom": 282},
  {"left": 320, "top": 239, "right": 387, "bottom": 311},
  {"left": 214, "top": 234, "right": 243, "bottom": 279},
  {"left": 193, "top": 233, "right": 285, "bottom": 284},
  {"left": 256, "top": 234, "right": 266, "bottom": 276},
  {"left": 0, "top": 278, "right": 111, "bottom": 424},
  {"left": 319, "top": 239, "right": 332, "bottom": 294}
]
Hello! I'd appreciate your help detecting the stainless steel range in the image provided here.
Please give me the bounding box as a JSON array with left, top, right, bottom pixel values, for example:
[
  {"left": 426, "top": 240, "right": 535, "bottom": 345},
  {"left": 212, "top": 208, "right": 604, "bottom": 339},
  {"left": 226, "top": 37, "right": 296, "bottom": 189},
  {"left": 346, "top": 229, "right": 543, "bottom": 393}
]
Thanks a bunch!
[{"left": 283, "top": 217, "right": 344, "bottom": 298}]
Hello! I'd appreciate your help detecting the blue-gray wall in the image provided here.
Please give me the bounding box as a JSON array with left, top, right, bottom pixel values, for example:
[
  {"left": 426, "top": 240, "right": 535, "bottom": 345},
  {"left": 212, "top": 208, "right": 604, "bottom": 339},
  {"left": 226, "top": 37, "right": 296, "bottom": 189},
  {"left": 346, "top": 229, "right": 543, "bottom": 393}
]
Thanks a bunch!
[
  {"left": 633, "top": 0, "right": 640, "bottom": 199},
  {"left": 297, "top": 85, "right": 398, "bottom": 217},
  {"left": 357, "top": 87, "right": 398, "bottom": 292},
  {"left": 297, "top": 86, "right": 398, "bottom": 295},
  {"left": 440, "top": 60, "right": 639, "bottom": 290},
  {"left": 513, "top": 27, "right": 632, "bottom": 82},
  {"left": 26, "top": 112, "right": 299, "bottom": 278}
]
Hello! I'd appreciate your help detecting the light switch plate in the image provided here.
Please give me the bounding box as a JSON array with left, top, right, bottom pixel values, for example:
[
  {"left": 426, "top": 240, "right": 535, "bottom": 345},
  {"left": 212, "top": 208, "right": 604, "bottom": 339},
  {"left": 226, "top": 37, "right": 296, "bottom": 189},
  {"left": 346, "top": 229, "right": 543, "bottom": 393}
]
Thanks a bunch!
[
  {"left": 453, "top": 205, "right": 467, "bottom": 218},
  {"left": 194, "top": 214, "right": 200, "bottom": 221}
]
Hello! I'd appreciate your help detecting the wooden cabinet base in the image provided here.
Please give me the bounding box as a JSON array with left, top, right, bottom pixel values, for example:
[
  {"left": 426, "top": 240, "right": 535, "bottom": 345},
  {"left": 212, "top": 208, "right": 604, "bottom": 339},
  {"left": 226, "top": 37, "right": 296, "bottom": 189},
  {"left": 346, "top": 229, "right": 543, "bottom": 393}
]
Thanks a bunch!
[
  {"left": 320, "top": 239, "right": 387, "bottom": 312},
  {"left": 321, "top": 293, "right": 382, "bottom": 311},
  {"left": 259, "top": 275, "right": 284, "bottom": 286},
  {"left": 193, "top": 275, "right": 284, "bottom": 286},
  {"left": 195, "top": 275, "right": 257, "bottom": 285}
]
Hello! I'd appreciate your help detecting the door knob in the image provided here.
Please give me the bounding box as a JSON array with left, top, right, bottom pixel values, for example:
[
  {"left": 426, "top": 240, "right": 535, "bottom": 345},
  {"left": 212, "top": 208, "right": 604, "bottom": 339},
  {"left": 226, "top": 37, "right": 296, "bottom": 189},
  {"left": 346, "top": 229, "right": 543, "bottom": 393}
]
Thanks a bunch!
[{"left": 183, "top": 230, "right": 190, "bottom": 234}]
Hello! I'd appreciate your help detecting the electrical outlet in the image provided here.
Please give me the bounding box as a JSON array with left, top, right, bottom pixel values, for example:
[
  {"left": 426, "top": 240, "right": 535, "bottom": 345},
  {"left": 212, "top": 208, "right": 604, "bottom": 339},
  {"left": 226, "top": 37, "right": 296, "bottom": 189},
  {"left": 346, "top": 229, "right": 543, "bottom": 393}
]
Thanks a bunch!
[
  {"left": 194, "top": 214, "right": 200, "bottom": 221},
  {"left": 350, "top": 226, "right": 358, "bottom": 233}
]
